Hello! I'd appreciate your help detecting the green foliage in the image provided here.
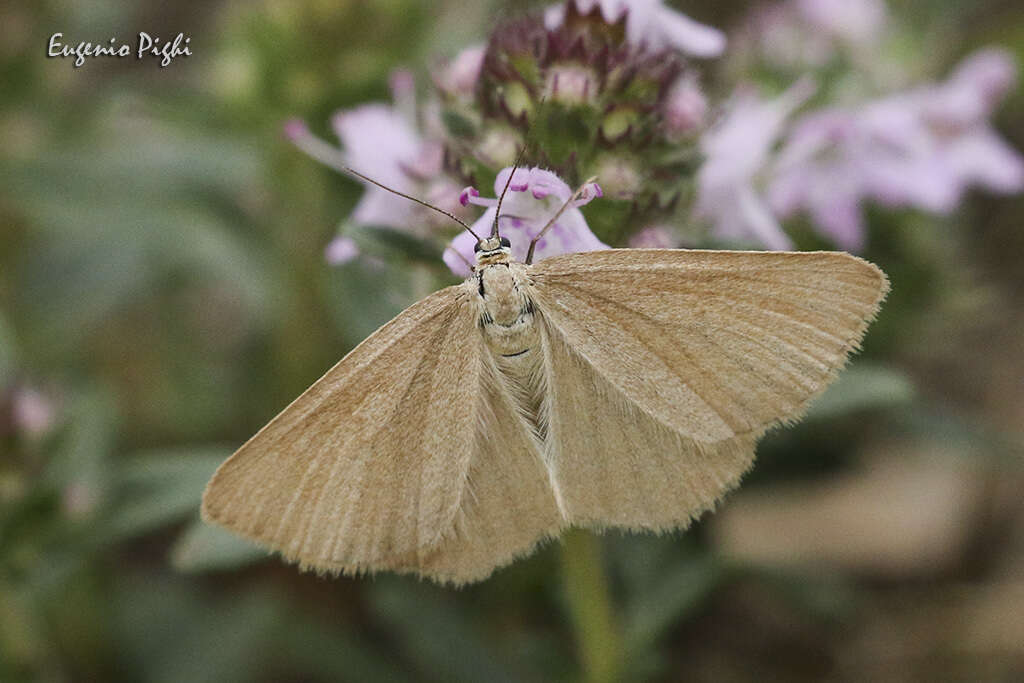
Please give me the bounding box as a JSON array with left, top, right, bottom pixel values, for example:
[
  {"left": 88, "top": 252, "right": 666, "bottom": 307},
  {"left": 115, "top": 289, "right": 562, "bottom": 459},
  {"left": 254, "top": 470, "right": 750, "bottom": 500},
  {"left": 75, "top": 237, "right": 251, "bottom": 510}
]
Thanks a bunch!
[{"left": 170, "top": 521, "right": 266, "bottom": 572}]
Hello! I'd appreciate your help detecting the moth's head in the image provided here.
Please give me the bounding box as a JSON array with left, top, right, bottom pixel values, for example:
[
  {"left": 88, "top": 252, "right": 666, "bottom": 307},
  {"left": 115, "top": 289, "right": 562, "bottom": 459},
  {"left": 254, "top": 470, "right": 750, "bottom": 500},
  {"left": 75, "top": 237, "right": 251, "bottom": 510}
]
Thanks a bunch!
[{"left": 474, "top": 236, "right": 511, "bottom": 264}]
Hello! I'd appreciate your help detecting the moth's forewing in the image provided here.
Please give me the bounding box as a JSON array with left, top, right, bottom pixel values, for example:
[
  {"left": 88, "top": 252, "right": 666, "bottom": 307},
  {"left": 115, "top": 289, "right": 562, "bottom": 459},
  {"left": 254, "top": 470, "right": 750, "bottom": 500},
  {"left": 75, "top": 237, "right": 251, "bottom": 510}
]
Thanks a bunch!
[
  {"left": 202, "top": 282, "right": 565, "bottom": 585},
  {"left": 202, "top": 286, "right": 483, "bottom": 578},
  {"left": 529, "top": 249, "right": 888, "bottom": 527}
]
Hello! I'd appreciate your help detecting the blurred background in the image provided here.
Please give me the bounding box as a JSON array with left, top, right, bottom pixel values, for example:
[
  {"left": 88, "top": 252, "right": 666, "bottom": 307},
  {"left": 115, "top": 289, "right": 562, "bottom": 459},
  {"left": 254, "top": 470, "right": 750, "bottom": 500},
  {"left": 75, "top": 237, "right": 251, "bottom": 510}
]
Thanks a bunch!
[{"left": 1, "top": 0, "right": 1023, "bottom": 681}]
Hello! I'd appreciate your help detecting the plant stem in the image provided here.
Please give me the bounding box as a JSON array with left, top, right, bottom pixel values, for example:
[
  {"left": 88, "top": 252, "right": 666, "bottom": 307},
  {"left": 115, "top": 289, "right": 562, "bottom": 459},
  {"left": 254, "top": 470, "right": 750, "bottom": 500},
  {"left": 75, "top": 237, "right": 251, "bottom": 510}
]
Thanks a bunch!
[{"left": 561, "top": 529, "right": 622, "bottom": 683}]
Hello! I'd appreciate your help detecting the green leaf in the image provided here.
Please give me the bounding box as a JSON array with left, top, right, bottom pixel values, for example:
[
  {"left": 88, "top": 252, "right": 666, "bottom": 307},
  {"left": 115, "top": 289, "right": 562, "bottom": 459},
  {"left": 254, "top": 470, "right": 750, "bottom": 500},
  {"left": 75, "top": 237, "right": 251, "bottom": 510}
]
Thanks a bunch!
[
  {"left": 170, "top": 519, "right": 267, "bottom": 572},
  {"left": 623, "top": 554, "right": 721, "bottom": 657},
  {"left": 736, "top": 564, "right": 858, "bottom": 621},
  {"left": 324, "top": 252, "right": 421, "bottom": 347},
  {"left": 0, "top": 312, "right": 15, "bottom": 385},
  {"left": 805, "top": 363, "right": 915, "bottom": 421},
  {"left": 39, "top": 384, "right": 118, "bottom": 512},
  {"left": 352, "top": 224, "right": 445, "bottom": 264},
  {"left": 102, "top": 449, "right": 228, "bottom": 540},
  {"left": 442, "top": 109, "right": 479, "bottom": 138},
  {"left": 367, "top": 579, "right": 526, "bottom": 683},
  {"left": 111, "top": 574, "right": 283, "bottom": 683},
  {"left": 274, "top": 614, "right": 416, "bottom": 683}
]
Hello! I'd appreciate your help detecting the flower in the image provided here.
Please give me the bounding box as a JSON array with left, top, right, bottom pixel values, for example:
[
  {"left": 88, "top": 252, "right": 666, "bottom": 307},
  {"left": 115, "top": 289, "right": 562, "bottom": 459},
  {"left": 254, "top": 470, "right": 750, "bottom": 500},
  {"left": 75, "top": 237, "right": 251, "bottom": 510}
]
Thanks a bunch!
[
  {"left": 454, "top": 3, "right": 697, "bottom": 219},
  {"left": 793, "top": 0, "right": 886, "bottom": 47},
  {"left": 695, "top": 78, "right": 815, "bottom": 250},
  {"left": 767, "top": 110, "right": 869, "bottom": 250},
  {"left": 444, "top": 167, "right": 606, "bottom": 276},
  {"left": 433, "top": 44, "right": 486, "bottom": 98},
  {"left": 324, "top": 236, "right": 359, "bottom": 265},
  {"left": 11, "top": 386, "right": 55, "bottom": 438},
  {"left": 545, "top": 0, "right": 726, "bottom": 57},
  {"left": 286, "top": 107, "right": 463, "bottom": 232},
  {"left": 769, "top": 48, "right": 1024, "bottom": 251},
  {"left": 662, "top": 73, "right": 708, "bottom": 137},
  {"left": 735, "top": 0, "right": 885, "bottom": 72},
  {"left": 285, "top": 72, "right": 470, "bottom": 263},
  {"left": 628, "top": 225, "right": 678, "bottom": 248}
]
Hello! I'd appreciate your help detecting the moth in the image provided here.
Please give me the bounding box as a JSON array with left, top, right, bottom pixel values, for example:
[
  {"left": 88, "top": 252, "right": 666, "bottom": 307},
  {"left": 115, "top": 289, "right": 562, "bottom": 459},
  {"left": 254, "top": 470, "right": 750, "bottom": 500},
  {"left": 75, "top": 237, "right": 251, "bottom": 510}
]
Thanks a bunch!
[{"left": 202, "top": 171, "right": 889, "bottom": 585}]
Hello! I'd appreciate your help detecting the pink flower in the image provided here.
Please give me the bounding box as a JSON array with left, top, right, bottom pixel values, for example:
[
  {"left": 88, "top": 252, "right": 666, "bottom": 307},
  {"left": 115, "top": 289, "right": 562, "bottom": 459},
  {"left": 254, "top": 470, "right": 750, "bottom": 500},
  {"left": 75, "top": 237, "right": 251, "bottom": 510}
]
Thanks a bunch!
[
  {"left": 433, "top": 44, "right": 486, "bottom": 98},
  {"left": 285, "top": 72, "right": 469, "bottom": 265},
  {"left": 793, "top": 0, "right": 886, "bottom": 46},
  {"left": 737, "top": 0, "right": 885, "bottom": 71},
  {"left": 663, "top": 73, "right": 708, "bottom": 137},
  {"left": 12, "top": 386, "right": 55, "bottom": 438},
  {"left": 444, "top": 167, "right": 607, "bottom": 276},
  {"left": 545, "top": 0, "right": 726, "bottom": 58},
  {"left": 695, "top": 78, "right": 815, "bottom": 250},
  {"left": 324, "top": 236, "right": 359, "bottom": 265},
  {"left": 769, "top": 48, "right": 1024, "bottom": 251},
  {"left": 768, "top": 110, "right": 872, "bottom": 250},
  {"left": 628, "top": 226, "right": 679, "bottom": 248},
  {"left": 921, "top": 48, "right": 1018, "bottom": 130}
]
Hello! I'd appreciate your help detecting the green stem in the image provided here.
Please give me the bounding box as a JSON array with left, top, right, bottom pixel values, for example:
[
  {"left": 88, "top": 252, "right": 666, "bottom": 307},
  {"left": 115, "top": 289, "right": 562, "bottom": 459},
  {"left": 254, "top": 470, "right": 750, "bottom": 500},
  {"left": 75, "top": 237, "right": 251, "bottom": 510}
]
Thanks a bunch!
[{"left": 561, "top": 529, "right": 622, "bottom": 683}]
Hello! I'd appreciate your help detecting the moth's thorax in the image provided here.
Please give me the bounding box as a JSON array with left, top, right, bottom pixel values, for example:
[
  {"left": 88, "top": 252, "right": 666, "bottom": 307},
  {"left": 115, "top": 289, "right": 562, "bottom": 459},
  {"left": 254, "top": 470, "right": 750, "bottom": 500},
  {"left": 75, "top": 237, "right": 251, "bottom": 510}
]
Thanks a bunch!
[{"left": 473, "top": 261, "right": 539, "bottom": 359}]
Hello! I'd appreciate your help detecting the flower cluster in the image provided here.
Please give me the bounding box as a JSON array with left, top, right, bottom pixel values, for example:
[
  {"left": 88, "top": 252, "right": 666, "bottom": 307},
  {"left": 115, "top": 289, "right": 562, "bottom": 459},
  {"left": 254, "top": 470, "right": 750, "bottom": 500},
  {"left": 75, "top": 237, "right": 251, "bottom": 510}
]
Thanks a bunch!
[
  {"left": 284, "top": 71, "right": 471, "bottom": 264},
  {"left": 287, "top": 0, "right": 1022, "bottom": 275},
  {"left": 445, "top": 167, "right": 605, "bottom": 276},
  {"left": 769, "top": 49, "right": 1023, "bottom": 250}
]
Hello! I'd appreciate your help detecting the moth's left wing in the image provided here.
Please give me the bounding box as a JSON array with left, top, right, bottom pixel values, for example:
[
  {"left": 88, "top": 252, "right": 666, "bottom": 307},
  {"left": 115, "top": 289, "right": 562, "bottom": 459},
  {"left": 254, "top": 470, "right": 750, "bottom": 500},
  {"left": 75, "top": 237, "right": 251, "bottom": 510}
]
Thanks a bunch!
[
  {"left": 201, "top": 285, "right": 484, "bottom": 578},
  {"left": 529, "top": 248, "right": 888, "bottom": 529},
  {"left": 202, "top": 280, "right": 562, "bottom": 585}
]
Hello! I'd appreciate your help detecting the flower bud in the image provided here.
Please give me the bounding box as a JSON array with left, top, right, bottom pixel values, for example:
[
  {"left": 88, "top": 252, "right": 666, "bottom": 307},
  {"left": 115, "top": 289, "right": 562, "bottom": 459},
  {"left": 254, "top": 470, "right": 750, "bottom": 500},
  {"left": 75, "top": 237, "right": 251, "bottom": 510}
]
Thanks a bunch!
[{"left": 663, "top": 74, "right": 708, "bottom": 137}]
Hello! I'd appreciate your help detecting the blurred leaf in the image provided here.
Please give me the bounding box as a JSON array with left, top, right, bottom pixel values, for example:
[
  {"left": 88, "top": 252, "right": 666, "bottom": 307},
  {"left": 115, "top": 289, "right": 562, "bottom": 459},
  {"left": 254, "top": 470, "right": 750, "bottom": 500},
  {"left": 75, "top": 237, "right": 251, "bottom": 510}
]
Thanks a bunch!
[
  {"left": 623, "top": 554, "right": 721, "bottom": 657},
  {"left": 324, "top": 257, "right": 415, "bottom": 346},
  {"left": 170, "top": 519, "right": 267, "bottom": 572},
  {"left": 367, "top": 579, "right": 528, "bottom": 683},
  {"left": 274, "top": 613, "right": 415, "bottom": 683},
  {"left": 0, "top": 580, "right": 49, "bottom": 677},
  {"left": 352, "top": 224, "right": 446, "bottom": 265},
  {"left": 4, "top": 118, "right": 279, "bottom": 357},
  {"left": 739, "top": 564, "right": 858, "bottom": 621},
  {"left": 15, "top": 197, "right": 276, "bottom": 352},
  {"left": 0, "top": 311, "right": 15, "bottom": 385},
  {"left": 607, "top": 534, "right": 683, "bottom": 589},
  {"left": 805, "top": 363, "right": 915, "bottom": 421},
  {"left": 4, "top": 118, "right": 263, "bottom": 199},
  {"left": 899, "top": 406, "right": 1024, "bottom": 462},
  {"left": 112, "top": 574, "right": 282, "bottom": 683},
  {"left": 102, "top": 449, "right": 228, "bottom": 540},
  {"left": 442, "top": 109, "right": 479, "bottom": 138},
  {"left": 42, "top": 385, "right": 117, "bottom": 493}
]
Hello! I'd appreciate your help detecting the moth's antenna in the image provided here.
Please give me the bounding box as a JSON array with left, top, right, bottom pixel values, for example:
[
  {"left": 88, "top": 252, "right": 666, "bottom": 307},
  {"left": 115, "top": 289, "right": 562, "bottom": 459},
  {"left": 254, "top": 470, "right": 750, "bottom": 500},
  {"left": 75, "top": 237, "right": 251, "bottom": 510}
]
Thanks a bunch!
[
  {"left": 525, "top": 176, "right": 597, "bottom": 265},
  {"left": 492, "top": 96, "right": 547, "bottom": 239},
  {"left": 342, "top": 165, "right": 482, "bottom": 241},
  {"left": 492, "top": 145, "right": 527, "bottom": 239}
]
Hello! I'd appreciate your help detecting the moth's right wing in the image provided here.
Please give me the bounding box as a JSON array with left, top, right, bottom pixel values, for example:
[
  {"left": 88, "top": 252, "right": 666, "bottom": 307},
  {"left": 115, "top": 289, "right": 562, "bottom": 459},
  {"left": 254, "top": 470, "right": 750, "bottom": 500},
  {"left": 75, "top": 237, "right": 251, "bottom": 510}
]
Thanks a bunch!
[
  {"left": 529, "top": 248, "right": 888, "bottom": 530},
  {"left": 202, "top": 283, "right": 560, "bottom": 584}
]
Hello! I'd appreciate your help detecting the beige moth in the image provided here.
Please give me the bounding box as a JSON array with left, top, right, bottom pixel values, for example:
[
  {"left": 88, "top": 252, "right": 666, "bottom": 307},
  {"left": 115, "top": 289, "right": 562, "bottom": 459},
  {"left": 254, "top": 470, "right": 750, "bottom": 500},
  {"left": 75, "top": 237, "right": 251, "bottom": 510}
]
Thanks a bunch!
[{"left": 201, "top": 170, "right": 889, "bottom": 585}]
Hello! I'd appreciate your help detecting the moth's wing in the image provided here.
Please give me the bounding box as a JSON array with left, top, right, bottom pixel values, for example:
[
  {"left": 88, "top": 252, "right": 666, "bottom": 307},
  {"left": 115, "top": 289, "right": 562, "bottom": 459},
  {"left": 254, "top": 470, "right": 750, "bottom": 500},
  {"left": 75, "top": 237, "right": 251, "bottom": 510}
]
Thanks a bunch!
[
  {"left": 530, "top": 248, "right": 888, "bottom": 529},
  {"left": 202, "top": 282, "right": 562, "bottom": 584},
  {"left": 201, "top": 285, "right": 477, "bottom": 575},
  {"left": 385, "top": 352, "right": 564, "bottom": 584}
]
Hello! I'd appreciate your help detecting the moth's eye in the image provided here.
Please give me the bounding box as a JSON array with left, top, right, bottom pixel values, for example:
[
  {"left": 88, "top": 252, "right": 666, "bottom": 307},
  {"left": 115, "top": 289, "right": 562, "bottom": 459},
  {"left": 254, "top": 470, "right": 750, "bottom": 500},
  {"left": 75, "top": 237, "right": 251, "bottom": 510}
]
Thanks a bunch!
[
  {"left": 500, "top": 237, "right": 511, "bottom": 248},
  {"left": 473, "top": 242, "right": 482, "bottom": 253}
]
